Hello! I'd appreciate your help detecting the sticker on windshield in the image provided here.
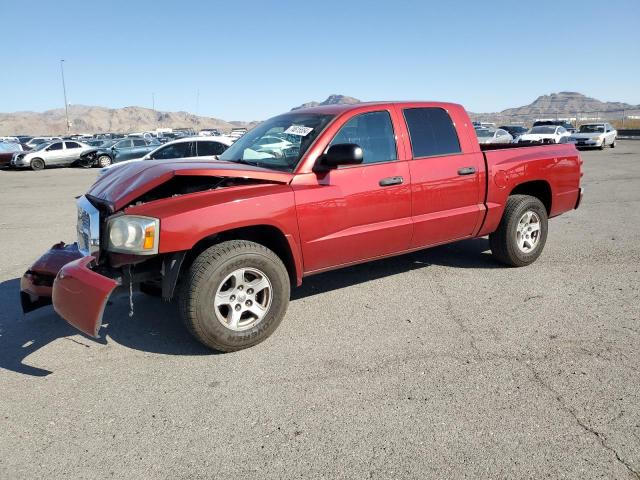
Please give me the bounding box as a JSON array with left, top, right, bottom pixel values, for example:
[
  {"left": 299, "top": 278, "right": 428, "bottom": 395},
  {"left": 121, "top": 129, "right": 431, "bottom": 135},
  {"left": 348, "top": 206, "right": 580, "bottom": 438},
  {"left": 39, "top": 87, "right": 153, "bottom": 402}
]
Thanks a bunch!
[{"left": 284, "top": 125, "right": 314, "bottom": 136}]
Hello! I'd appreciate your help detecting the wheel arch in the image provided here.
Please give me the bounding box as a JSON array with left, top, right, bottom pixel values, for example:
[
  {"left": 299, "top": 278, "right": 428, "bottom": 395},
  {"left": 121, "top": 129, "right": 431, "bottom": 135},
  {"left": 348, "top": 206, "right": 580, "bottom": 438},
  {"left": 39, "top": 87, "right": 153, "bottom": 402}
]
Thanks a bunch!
[
  {"left": 184, "top": 224, "right": 301, "bottom": 288},
  {"left": 509, "top": 180, "right": 552, "bottom": 214}
]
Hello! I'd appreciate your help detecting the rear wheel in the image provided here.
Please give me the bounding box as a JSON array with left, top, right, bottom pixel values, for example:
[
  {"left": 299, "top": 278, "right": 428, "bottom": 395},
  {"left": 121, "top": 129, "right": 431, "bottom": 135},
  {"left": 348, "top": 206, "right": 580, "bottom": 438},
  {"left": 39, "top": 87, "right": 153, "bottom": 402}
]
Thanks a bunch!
[
  {"left": 178, "top": 240, "right": 290, "bottom": 352},
  {"left": 30, "top": 158, "right": 45, "bottom": 171},
  {"left": 489, "top": 195, "right": 548, "bottom": 267},
  {"left": 97, "top": 155, "right": 112, "bottom": 168}
]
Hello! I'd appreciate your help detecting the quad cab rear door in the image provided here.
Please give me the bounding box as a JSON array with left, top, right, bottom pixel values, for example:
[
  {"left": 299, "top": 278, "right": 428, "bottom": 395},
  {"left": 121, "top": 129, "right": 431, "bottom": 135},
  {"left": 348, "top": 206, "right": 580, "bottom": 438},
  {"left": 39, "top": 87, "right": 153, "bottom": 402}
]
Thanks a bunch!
[{"left": 394, "top": 104, "right": 485, "bottom": 248}]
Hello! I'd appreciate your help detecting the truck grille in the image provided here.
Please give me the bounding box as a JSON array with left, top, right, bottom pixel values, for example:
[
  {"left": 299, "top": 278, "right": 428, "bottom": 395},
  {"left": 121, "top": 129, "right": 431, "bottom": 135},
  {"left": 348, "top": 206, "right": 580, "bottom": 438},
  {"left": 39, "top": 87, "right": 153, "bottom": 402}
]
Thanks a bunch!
[{"left": 76, "top": 196, "right": 100, "bottom": 256}]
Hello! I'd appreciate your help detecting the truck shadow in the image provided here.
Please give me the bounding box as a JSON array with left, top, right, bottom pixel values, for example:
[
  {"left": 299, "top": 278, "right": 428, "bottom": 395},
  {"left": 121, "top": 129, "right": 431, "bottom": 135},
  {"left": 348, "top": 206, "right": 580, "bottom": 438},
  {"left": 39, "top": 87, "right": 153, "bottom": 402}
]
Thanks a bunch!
[
  {"left": 0, "top": 238, "right": 496, "bottom": 377},
  {"left": 0, "top": 279, "right": 212, "bottom": 378},
  {"left": 292, "top": 237, "right": 497, "bottom": 299}
]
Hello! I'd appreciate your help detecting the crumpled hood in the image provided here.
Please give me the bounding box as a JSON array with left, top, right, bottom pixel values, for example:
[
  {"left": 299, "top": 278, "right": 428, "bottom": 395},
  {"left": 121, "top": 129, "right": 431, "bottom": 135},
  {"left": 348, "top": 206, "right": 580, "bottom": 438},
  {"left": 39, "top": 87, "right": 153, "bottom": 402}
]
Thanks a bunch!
[{"left": 86, "top": 159, "right": 294, "bottom": 211}]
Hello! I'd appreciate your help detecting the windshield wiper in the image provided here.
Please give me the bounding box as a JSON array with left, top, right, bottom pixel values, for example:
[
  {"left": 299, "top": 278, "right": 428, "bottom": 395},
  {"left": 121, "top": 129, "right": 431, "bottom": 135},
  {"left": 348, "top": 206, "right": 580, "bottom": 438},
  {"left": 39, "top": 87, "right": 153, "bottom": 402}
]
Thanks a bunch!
[{"left": 229, "top": 158, "right": 263, "bottom": 167}]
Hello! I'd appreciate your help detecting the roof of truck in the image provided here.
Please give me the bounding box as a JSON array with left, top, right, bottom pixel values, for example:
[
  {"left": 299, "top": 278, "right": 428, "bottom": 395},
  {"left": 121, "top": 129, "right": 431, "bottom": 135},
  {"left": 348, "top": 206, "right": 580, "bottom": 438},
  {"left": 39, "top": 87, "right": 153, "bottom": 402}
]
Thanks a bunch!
[{"left": 291, "top": 101, "right": 463, "bottom": 115}]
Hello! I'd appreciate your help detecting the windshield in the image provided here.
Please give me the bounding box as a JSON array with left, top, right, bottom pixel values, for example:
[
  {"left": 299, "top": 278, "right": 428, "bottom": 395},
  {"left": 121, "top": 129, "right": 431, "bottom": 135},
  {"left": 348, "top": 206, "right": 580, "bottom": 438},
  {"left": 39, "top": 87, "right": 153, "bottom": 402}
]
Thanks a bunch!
[
  {"left": 0, "top": 142, "right": 21, "bottom": 153},
  {"left": 579, "top": 125, "right": 605, "bottom": 133},
  {"left": 530, "top": 126, "right": 556, "bottom": 134},
  {"left": 218, "top": 113, "right": 335, "bottom": 172},
  {"left": 476, "top": 129, "right": 494, "bottom": 138},
  {"left": 33, "top": 142, "right": 52, "bottom": 151}
]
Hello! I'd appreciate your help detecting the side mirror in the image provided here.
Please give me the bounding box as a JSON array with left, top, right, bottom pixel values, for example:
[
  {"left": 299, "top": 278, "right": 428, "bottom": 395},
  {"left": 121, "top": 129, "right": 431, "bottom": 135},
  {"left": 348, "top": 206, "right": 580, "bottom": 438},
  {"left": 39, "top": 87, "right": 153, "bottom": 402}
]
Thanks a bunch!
[{"left": 315, "top": 143, "right": 363, "bottom": 172}]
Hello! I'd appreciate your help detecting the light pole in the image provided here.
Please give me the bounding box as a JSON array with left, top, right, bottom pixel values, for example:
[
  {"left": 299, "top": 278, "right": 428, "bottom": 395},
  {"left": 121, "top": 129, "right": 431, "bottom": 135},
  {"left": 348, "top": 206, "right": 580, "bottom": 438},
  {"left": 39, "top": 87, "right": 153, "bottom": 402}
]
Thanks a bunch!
[{"left": 60, "top": 59, "right": 70, "bottom": 133}]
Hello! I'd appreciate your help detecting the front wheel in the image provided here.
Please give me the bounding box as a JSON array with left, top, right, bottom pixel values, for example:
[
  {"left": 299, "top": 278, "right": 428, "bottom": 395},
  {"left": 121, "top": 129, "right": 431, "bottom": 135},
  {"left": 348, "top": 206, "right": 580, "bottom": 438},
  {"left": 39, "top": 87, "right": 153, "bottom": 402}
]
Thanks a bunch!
[
  {"left": 178, "top": 240, "right": 290, "bottom": 352},
  {"left": 97, "top": 155, "right": 112, "bottom": 168},
  {"left": 489, "top": 195, "right": 548, "bottom": 267},
  {"left": 30, "top": 158, "right": 45, "bottom": 171},
  {"left": 600, "top": 139, "right": 606, "bottom": 150},
  {"left": 610, "top": 139, "right": 616, "bottom": 148}
]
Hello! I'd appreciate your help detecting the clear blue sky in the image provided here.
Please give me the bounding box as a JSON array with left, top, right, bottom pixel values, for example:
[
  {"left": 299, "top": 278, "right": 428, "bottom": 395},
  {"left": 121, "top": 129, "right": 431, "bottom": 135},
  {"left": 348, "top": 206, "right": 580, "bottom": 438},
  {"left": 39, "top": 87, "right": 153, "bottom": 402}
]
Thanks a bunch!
[{"left": 3, "top": 0, "right": 639, "bottom": 120}]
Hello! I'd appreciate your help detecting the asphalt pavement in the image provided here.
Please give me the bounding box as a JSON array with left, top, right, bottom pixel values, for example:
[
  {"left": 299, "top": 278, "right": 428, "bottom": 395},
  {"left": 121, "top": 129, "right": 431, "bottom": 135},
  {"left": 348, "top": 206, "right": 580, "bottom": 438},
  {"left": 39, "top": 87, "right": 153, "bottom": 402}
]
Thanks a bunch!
[{"left": 1, "top": 142, "right": 639, "bottom": 479}]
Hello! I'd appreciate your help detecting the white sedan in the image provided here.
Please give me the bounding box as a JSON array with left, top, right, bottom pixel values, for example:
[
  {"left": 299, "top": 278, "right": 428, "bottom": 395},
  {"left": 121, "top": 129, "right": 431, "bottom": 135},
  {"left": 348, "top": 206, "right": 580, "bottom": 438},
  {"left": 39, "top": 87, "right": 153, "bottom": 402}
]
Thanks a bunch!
[
  {"left": 11, "top": 140, "right": 92, "bottom": 170},
  {"left": 517, "top": 126, "right": 571, "bottom": 144},
  {"left": 252, "top": 135, "right": 292, "bottom": 153},
  {"left": 98, "top": 136, "right": 233, "bottom": 176},
  {"left": 568, "top": 123, "right": 617, "bottom": 149},
  {"left": 476, "top": 128, "right": 513, "bottom": 144}
]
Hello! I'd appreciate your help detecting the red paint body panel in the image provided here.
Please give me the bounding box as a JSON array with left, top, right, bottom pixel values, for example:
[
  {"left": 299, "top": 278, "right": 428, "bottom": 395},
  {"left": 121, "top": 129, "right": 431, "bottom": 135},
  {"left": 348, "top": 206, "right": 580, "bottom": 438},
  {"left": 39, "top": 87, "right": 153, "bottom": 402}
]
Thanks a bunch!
[
  {"left": 87, "top": 159, "right": 293, "bottom": 211},
  {"left": 52, "top": 256, "right": 119, "bottom": 337},
  {"left": 21, "top": 101, "right": 583, "bottom": 339},
  {"left": 477, "top": 143, "right": 581, "bottom": 237},
  {"left": 20, "top": 242, "right": 83, "bottom": 312}
]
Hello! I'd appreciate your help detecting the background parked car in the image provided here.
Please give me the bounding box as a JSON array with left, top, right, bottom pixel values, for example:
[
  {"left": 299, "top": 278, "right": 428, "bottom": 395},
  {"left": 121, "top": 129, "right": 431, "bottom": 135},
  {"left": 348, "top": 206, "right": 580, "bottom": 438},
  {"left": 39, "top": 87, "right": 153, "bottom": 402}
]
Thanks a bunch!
[
  {"left": 98, "top": 136, "right": 233, "bottom": 176},
  {"left": 25, "top": 136, "right": 63, "bottom": 148},
  {"left": 517, "top": 125, "right": 571, "bottom": 144},
  {"left": 499, "top": 125, "right": 528, "bottom": 141},
  {"left": 569, "top": 123, "right": 617, "bottom": 149},
  {"left": 532, "top": 119, "right": 576, "bottom": 134},
  {"left": 0, "top": 142, "right": 26, "bottom": 168},
  {"left": 475, "top": 128, "right": 514, "bottom": 144},
  {"left": 11, "top": 140, "right": 93, "bottom": 170},
  {"left": 79, "top": 137, "right": 160, "bottom": 167}
]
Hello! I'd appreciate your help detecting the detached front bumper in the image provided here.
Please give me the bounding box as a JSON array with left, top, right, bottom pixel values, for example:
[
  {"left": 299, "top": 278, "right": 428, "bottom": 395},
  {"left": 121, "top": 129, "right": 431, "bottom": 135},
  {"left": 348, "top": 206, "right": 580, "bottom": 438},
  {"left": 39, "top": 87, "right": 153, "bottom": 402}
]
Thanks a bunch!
[{"left": 21, "top": 242, "right": 120, "bottom": 337}]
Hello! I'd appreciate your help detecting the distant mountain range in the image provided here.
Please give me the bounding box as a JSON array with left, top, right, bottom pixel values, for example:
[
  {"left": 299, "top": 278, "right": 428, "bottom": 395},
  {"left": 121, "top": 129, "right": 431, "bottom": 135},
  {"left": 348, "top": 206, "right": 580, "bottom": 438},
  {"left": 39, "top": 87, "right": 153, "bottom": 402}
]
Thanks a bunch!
[
  {"left": 470, "top": 92, "right": 640, "bottom": 121},
  {"left": 0, "top": 105, "right": 258, "bottom": 136},
  {"left": 291, "top": 94, "right": 361, "bottom": 110},
  {"left": 292, "top": 92, "right": 639, "bottom": 121},
  {"left": 1, "top": 92, "right": 637, "bottom": 135}
]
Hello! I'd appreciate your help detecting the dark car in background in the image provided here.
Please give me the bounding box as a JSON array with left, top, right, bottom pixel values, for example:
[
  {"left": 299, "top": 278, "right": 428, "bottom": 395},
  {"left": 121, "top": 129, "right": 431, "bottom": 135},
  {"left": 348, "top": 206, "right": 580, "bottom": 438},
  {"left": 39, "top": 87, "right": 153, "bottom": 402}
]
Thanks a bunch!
[
  {"left": 533, "top": 120, "right": 576, "bottom": 134},
  {"left": 79, "top": 137, "right": 160, "bottom": 167},
  {"left": 499, "top": 125, "right": 528, "bottom": 140}
]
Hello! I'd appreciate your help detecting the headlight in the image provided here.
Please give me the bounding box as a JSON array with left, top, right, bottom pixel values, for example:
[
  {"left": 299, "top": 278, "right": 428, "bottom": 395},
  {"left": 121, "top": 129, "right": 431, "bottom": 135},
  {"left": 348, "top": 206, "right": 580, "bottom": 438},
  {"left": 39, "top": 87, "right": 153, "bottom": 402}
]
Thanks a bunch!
[{"left": 107, "top": 215, "right": 159, "bottom": 254}]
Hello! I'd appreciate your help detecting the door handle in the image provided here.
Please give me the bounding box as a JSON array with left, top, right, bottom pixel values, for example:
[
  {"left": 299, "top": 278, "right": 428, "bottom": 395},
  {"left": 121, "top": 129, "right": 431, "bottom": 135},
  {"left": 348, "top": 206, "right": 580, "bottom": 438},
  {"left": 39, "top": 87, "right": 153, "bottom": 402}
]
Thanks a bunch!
[
  {"left": 457, "top": 167, "right": 476, "bottom": 176},
  {"left": 379, "top": 176, "right": 404, "bottom": 187}
]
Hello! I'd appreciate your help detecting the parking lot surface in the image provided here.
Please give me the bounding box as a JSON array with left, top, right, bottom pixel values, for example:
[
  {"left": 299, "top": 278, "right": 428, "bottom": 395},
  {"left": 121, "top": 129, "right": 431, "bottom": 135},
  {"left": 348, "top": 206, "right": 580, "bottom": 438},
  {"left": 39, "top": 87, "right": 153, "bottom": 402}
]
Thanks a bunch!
[{"left": 1, "top": 143, "right": 639, "bottom": 479}]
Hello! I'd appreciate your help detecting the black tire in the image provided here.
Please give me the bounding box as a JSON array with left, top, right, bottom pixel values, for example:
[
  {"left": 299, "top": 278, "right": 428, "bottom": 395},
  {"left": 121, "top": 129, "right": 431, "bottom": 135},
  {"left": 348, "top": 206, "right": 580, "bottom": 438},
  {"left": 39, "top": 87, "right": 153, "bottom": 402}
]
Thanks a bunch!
[
  {"left": 30, "top": 158, "right": 45, "bottom": 171},
  {"left": 178, "top": 240, "right": 290, "bottom": 352},
  {"left": 600, "top": 138, "right": 606, "bottom": 150},
  {"left": 610, "top": 139, "right": 616, "bottom": 148},
  {"left": 489, "top": 195, "right": 548, "bottom": 267},
  {"left": 97, "top": 155, "right": 112, "bottom": 168}
]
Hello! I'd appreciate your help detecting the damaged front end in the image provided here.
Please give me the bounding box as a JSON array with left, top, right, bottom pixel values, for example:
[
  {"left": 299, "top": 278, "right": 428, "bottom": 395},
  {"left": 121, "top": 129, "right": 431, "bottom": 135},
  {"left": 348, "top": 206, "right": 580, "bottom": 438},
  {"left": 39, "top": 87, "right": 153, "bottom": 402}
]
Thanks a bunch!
[
  {"left": 21, "top": 242, "right": 84, "bottom": 313},
  {"left": 20, "top": 159, "right": 293, "bottom": 338},
  {"left": 21, "top": 242, "right": 119, "bottom": 337}
]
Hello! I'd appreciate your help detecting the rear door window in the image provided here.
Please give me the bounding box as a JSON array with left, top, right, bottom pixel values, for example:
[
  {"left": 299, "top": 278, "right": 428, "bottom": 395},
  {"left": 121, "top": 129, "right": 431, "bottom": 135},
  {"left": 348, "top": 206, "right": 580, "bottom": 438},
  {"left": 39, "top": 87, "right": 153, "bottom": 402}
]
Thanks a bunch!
[
  {"left": 195, "top": 141, "right": 227, "bottom": 156},
  {"left": 132, "top": 139, "right": 147, "bottom": 147},
  {"left": 403, "top": 108, "right": 461, "bottom": 158},
  {"left": 65, "top": 141, "right": 81, "bottom": 149}
]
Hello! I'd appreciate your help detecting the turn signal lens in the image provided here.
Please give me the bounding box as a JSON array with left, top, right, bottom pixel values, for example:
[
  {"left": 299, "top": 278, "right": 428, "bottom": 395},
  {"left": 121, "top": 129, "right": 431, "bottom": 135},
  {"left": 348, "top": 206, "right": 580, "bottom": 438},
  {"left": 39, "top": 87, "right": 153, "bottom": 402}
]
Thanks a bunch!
[{"left": 143, "top": 226, "right": 155, "bottom": 250}]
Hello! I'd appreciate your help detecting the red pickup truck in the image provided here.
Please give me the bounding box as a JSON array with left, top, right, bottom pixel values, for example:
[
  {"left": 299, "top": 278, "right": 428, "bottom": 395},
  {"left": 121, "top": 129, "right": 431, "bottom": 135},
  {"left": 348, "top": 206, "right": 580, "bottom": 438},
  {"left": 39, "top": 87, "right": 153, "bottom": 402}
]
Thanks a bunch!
[{"left": 21, "top": 102, "right": 583, "bottom": 352}]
